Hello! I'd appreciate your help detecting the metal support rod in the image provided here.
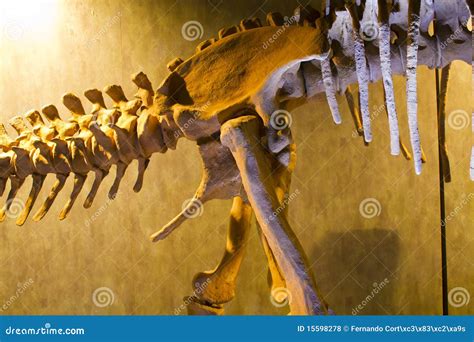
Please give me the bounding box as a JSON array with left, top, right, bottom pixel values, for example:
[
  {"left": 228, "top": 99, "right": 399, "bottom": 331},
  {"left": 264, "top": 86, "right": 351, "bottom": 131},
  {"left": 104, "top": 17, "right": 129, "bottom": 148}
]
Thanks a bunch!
[{"left": 435, "top": 69, "right": 448, "bottom": 315}]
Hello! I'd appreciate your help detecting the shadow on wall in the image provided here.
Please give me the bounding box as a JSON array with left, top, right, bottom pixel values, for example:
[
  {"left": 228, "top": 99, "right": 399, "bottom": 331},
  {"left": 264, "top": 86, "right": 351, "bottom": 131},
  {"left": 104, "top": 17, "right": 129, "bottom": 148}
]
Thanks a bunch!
[{"left": 311, "top": 228, "right": 400, "bottom": 315}]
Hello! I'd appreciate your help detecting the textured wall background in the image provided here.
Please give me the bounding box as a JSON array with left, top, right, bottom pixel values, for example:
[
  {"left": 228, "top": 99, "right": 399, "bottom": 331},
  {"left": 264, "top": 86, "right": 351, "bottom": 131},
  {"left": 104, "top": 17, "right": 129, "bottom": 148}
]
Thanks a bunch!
[{"left": 0, "top": 0, "right": 472, "bottom": 315}]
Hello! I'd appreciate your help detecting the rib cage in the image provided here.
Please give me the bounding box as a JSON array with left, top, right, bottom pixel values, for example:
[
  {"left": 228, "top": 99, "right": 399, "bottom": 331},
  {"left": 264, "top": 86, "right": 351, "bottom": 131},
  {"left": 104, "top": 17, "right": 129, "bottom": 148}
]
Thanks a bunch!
[{"left": 0, "top": 0, "right": 472, "bottom": 226}]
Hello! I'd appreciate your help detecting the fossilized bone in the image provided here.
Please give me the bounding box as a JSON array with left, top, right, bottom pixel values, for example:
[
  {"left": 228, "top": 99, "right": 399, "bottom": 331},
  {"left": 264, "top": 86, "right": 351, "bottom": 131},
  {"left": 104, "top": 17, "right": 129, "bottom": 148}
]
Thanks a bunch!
[{"left": 0, "top": 0, "right": 472, "bottom": 315}]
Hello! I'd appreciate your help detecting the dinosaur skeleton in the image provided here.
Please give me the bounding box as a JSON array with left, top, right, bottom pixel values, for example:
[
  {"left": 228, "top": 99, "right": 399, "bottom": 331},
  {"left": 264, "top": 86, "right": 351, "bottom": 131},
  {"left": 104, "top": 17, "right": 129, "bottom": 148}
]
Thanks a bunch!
[{"left": 0, "top": 0, "right": 472, "bottom": 315}]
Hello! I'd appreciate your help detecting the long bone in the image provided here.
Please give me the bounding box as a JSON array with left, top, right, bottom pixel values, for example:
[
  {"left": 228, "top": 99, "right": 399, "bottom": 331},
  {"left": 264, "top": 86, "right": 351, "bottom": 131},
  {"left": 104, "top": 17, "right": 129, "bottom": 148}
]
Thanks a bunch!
[
  {"left": 220, "top": 115, "right": 327, "bottom": 315},
  {"left": 186, "top": 140, "right": 296, "bottom": 314},
  {"left": 187, "top": 196, "right": 252, "bottom": 315},
  {"left": 378, "top": 0, "right": 401, "bottom": 155},
  {"left": 261, "top": 142, "right": 298, "bottom": 305},
  {"left": 345, "top": 0, "right": 373, "bottom": 143},
  {"left": 406, "top": 0, "right": 423, "bottom": 174},
  {"left": 150, "top": 138, "right": 243, "bottom": 242}
]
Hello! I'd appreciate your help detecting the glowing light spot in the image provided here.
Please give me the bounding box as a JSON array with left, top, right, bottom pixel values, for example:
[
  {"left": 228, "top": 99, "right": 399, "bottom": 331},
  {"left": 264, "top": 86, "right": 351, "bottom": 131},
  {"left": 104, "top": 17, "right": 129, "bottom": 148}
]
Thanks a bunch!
[{"left": 0, "top": 0, "right": 59, "bottom": 41}]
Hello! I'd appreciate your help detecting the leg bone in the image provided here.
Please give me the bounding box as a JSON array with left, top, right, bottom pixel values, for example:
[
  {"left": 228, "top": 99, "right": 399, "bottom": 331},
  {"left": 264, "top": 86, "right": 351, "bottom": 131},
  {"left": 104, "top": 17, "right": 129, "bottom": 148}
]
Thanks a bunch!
[{"left": 221, "top": 115, "right": 328, "bottom": 315}]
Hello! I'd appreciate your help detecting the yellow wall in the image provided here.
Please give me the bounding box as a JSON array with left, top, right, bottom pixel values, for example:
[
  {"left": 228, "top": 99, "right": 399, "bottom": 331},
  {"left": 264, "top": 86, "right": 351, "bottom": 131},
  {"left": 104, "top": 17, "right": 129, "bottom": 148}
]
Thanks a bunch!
[{"left": 0, "top": 0, "right": 472, "bottom": 315}]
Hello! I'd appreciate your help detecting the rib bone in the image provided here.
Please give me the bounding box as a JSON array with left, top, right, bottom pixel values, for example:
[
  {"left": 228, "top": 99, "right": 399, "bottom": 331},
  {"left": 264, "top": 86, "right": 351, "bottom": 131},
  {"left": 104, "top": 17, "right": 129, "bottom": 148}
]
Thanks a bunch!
[{"left": 406, "top": 0, "right": 423, "bottom": 174}]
